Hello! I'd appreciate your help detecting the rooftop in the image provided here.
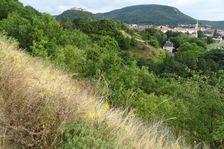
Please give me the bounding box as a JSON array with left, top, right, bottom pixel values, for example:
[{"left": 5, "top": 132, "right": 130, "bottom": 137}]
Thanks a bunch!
[{"left": 163, "top": 41, "right": 174, "bottom": 47}]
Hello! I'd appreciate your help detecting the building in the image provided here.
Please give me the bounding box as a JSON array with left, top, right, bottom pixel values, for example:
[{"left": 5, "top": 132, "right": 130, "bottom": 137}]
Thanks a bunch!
[
  {"left": 220, "top": 31, "right": 224, "bottom": 40},
  {"left": 158, "top": 21, "right": 200, "bottom": 38},
  {"left": 128, "top": 24, "right": 153, "bottom": 31},
  {"left": 203, "top": 30, "right": 214, "bottom": 37},
  {"left": 163, "top": 41, "right": 175, "bottom": 53},
  {"left": 71, "top": 7, "right": 87, "bottom": 12},
  {"left": 159, "top": 26, "right": 172, "bottom": 33},
  {"left": 213, "top": 36, "right": 223, "bottom": 42},
  {"left": 128, "top": 21, "right": 217, "bottom": 39}
]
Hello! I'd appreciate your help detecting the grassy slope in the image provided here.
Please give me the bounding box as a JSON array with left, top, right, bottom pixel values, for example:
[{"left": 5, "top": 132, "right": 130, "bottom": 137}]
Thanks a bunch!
[
  {"left": 0, "top": 94, "right": 6, "bottom": 148},
  {"left": 207, "top": 41, "right": 224, "bottom": 50},
  {"left": 0, "top": 36, "right": 186, "bottom": 148},
  {"left": 121, "top": 30, "right": 165, "bottom": 59}
]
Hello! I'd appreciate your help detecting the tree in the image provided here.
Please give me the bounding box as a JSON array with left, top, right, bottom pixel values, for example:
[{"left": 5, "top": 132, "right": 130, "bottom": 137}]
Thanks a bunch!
[
  {"left": 0, "top": 0, "right": 23, "bottom": 20},
  {"left": 148, "top": 40, "right": 160, "bottom": 48},
  {"left": 198, "top": 49, "right": 224, "bottom": 73},
  {"left": 207, "top": 36, "right": 214, "bottom": 44},
  {"left": 61, "top": 45, "right": 86, "bottom": 73},
  {"left": 0, "top": 12, "right": 33, "bottom": 50},
  {"left": 142, "top": 28, "right": 167, "bottom": 46},
  {"left": 213, "top": 29, "right": 220, "bottom": 38},
  {"left": 197, "top": 30, "right": 204, "bottom": 39},
  {"left": 185, "top": 78, "right": 224, "bottom": 149}
]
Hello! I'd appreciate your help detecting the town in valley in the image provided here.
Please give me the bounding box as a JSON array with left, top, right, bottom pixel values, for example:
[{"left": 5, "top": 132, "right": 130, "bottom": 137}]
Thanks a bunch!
[{"left": 129, "top": 22, "right": 224, "bottom": 53}]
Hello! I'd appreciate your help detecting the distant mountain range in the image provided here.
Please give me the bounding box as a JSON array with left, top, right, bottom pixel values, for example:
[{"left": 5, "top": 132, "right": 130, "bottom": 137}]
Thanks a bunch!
[{"left": 56, "top": 5, "right": 224, "bottom": 29}]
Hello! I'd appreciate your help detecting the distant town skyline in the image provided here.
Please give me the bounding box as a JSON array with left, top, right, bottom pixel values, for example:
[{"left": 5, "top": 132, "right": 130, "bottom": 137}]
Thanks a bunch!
[{"left": 19, "top": 0, "right": 224, "bottom": 21}]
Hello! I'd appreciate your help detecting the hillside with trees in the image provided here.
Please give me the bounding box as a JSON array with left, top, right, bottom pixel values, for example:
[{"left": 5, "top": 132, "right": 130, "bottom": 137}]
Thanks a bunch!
[
  {"left": 56, "top": 8, "right": 94, "bottom": 21},
  {"left": 0, "top": 36, "right": 183, "bottom": 149},
  {"left": 200, "top": 20, "right": 224, "bottom": 30},
  {"left": 96, "top": 5, "right": 195, "bottom": 25},
  {"left": 57, "top": 5, "right": 224, "bottom": 29},
  {"left": 0, "top": 0, "right": 224, "bottom": 149}
]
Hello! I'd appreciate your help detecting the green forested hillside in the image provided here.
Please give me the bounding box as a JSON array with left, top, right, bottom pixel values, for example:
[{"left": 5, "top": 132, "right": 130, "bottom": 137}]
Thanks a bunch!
[
  {"left": 0, "top": 0, "right": 224, "bottom": 149},
  {"left": 56, "top": 9, "right": 94, "bottom": 20},
  {"left": 96, "top": 5, "right": 195, "bottom": 25},
  {"left": 57, "top": 5, "right": 224, "bottom": 30},
  {"left": 55, "top": 5, "right": 196, "bottom": 25},
  {"left": 200, "top": 20, "right": 224, "bottom": 29}
]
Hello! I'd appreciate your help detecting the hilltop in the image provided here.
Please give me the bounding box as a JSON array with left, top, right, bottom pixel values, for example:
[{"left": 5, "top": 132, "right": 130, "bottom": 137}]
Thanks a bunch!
[
  {"left": 56, "top": 8, "right": 94, "bottom": 20},
  {"left": 57, "top": 4, "right": 224, "bottom": 29},
  {"left": 57, "top": 5, "right": 195, "bottom": 25},
  {"left": 96, "top": 5, "right": 195, "bottom": 25}
]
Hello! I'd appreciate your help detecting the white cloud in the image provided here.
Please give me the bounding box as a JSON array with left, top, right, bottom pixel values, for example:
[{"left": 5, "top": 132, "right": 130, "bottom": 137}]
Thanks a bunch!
[
  {"left": 57, "top": 5, "right": 71, "bottom": 12},
  {"left": 171, "top": 0, "right": 196, "bottom": 6}
]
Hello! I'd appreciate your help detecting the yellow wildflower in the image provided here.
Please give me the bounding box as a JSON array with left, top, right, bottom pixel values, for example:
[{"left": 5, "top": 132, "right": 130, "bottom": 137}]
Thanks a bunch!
[
  {"left": 44, "top": 84, "right": 52, "bottom": 96},
  {"left": 48, "top": 71, "right": 57, "bottom": 80},
  {"left": 3, "top": 53, "right": 9, "bottom": 61},
  {"left": 87, "top": 111, "right": 95, "bottom": 120},
  {"left": 130, "top": 112, "right": 135, "bottom": 118},
  {"left": 13, "top": 56, "right": 22, "bottom": 68},
  {"left": 96, "top": 110, "right": 102, "bottom": 118},
  {"left": 72, "top": 87, "right": 81, "bottom": 93},
  {"left": 175, "top": 143, "right": 180, "bottom": 149},
  {"left": 39, "top": 91, "right": 45, "bottom": 98},
  {"left": 102, "top": 102, "right": 110, "bottom": 110},
  {"left": 124, "top": 125, "right": 129, "bottom": 132},
  {"left": 76, "top": 87, "right": 81, "bottom": 93}
]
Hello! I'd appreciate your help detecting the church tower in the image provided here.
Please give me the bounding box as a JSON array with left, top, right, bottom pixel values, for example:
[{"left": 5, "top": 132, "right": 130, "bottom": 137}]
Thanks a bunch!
[
  {"left": 195, "top": 20, "right": 199, "bottom": 38},
  {"left": 195, "top": 20, "right": 199, "bottom": 29}
]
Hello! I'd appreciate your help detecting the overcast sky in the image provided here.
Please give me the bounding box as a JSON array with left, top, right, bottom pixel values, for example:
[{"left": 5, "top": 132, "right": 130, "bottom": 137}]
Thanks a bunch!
[{"left": 19, "top": 0, "right": 224, "bottom": 21}]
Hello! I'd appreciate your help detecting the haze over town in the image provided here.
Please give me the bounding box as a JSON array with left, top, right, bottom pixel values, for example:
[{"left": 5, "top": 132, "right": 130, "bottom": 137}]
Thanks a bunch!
[{"left": 19, "top": 0, "right": 224, "bottom": 21}]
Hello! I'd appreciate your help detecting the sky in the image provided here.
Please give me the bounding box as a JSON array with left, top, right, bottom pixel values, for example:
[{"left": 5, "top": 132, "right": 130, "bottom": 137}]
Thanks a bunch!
[{"left": 18, "top": 0, "right": 224, "bottom": 21}]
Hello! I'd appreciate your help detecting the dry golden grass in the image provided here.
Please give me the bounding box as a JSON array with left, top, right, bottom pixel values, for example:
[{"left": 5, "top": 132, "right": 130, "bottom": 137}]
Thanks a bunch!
[
  {"left": 0, "top": 36, "right": 187, "bottom": 149},
  {"left": 0, "top": 94, "right": 6, "bottom": 148}
]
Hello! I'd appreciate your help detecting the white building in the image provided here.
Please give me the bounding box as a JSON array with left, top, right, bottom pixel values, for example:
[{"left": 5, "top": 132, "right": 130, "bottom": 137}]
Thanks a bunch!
[
  {"left": 163, "top": 41, "right": 174, "bottom": 53},
  {"left": 213, "top": 36, "right": 223, "bottom": 42}
]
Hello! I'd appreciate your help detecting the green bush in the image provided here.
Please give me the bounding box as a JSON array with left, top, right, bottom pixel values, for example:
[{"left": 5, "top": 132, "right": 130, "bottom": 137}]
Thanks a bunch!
[
  {"left": 148, "top": 40, "right": 160, "bottom": 48},
  {"left": 60, "top": 120, "right": 114, "bottom": 149}
]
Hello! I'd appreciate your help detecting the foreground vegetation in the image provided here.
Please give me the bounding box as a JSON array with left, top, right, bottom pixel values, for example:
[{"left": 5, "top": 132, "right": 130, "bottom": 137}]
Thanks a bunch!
[
  {"left": 0, "top": 0, "right": 224, "bottom": 148},
  {"left": 0, "top": 36, "right": 184, "bottom": 148}
]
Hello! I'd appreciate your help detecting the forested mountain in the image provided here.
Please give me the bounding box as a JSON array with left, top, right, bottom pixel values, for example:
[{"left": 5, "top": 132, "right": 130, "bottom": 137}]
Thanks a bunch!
[
  {"left": 57, "top": 5, "right": 224, "bottom": 29},
  {"left": 1, "top": 0, "right": 224, "bottom": 149},
  {"left": 200, "top": 20, "right": 224, "bottom": 29},
  {"left": 57, "top": 5, "right": 195, "bottom": 25},
  {"left": 96, "top": 5, "right": 195, "bottom": 25}
]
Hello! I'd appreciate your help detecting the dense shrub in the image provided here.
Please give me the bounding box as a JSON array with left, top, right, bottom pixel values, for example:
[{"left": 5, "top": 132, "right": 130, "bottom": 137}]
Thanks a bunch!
[{"left": 61, "top": 120, "right": 113, "bottom": 149}]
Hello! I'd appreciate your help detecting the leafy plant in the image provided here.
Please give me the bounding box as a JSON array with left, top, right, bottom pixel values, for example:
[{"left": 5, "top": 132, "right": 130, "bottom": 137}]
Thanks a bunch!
[{"left": 60, "top": 120, "right": 114, "bottom": 149}]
